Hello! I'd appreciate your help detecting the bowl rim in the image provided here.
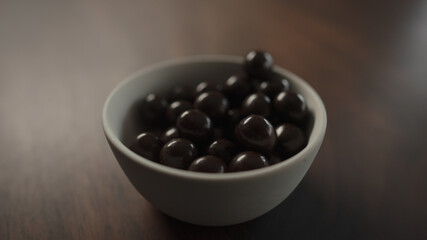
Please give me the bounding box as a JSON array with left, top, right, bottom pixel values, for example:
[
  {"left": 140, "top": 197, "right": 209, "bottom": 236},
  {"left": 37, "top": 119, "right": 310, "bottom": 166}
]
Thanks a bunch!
[{"left": 102, "top": 55, "right": 327, "bottom": 181}]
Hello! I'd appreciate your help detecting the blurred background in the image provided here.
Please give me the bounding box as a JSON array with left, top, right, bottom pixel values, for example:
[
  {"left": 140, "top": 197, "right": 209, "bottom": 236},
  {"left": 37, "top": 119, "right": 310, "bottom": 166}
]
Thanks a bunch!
[{"left": 1, "top": 0, "right": 426, "bottom": 239}]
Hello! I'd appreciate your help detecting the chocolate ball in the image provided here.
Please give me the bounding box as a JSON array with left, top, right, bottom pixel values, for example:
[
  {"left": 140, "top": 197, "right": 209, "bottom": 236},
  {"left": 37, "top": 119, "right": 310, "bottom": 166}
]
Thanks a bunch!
[
  {"left": 207, "top": 139, "right": 237, "bottom": 165},
  {"left": 244, "top": 50, "right": 274, "bottom": 78},
  {"left": 194, "top": 81, "right": 221, "bottom": 97},
  {"left": 188, "top": 155, "right": 226, "bottom": 173},
  {"left": 141, "top": 93, "right": 167, "bottom": 123},
  {"left": 168, "top": 85, "right": 193, "bottom": 102},
  {"left": 159, "top": 138, "right": 198, "bottom": 170},
  {"left": 166, "top": 100, "right": 192, "bottom": 124},
  {"left": 160, "top": 127, "right": 180, "bottom": 143},
  {"left": 131, "top": 132, "right": 163, "bottom": 162},
  {"left": 273, "top": 91, "right": 307, "bottom": 122},
  {"left": 235, "top": 115, "right": 277, "bottom": 154},
  {"left": 228, "top": 151, "right": 269, "bottom": 172},
  {"left": 257, "top": 77, "right": 290, "bottom": 99},
  {"left": 194, "top": 91, "right": 229, "bottom": 121},
  {"left": 276, "top": 123, "right": 307, "bottom": 158},
  {"left": 241, "top": 93, "right": 271, "bottom": 118},
  {"left": 222, "top": 74, "right": 251, "bottom": 105},
  {"left": 176, "top": 109, "right": 212, "bottom": 142}
]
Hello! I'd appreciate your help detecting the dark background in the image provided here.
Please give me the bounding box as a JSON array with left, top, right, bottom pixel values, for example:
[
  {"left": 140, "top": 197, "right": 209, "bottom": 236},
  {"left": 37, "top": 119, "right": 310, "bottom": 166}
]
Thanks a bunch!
[{"left": 1, "top": 0, "right": 426, "bottom": 239}]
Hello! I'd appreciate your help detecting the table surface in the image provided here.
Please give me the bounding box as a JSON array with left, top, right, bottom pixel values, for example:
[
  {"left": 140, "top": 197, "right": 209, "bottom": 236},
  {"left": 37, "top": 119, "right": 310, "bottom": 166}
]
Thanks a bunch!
[{"left": 1, "top": 0, "right": 426, "bottom": 239}]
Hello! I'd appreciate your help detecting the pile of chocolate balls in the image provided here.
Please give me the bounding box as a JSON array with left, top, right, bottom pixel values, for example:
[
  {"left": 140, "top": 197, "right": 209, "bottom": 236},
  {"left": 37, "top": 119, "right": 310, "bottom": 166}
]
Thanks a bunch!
[{"left": 130, "top": 51, "right": 308, "bottom": 173}]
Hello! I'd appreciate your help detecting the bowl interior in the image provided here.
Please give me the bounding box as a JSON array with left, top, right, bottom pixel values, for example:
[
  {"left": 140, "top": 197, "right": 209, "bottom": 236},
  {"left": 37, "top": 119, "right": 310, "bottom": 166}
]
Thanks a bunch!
[{"left": 103, "top": 55, "right": 326, "bottom": 179}]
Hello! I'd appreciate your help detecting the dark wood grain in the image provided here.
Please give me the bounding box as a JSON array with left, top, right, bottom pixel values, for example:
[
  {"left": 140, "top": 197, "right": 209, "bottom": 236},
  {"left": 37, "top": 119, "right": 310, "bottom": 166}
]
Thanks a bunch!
[{"left": 1, "top": 0, "right": 426, "bottom": 239}]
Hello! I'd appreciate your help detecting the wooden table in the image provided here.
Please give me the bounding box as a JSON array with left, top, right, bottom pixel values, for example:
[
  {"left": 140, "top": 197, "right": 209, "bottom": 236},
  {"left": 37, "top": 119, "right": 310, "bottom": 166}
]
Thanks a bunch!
[{"left": 1, "top": 0, "right": 426, "bottom": 239}]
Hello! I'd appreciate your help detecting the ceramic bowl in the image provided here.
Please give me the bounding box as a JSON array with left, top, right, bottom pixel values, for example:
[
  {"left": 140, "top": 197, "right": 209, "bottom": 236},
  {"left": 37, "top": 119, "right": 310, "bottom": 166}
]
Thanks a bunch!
[{"left": 102, "top": 55, "right": 327, "bottom": 226}]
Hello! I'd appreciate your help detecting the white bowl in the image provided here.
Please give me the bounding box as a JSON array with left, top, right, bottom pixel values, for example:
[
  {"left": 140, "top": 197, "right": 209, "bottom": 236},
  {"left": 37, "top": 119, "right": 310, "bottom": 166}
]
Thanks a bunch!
[{"left": 102, "top": 55, "right": 327, "bottom": 226}]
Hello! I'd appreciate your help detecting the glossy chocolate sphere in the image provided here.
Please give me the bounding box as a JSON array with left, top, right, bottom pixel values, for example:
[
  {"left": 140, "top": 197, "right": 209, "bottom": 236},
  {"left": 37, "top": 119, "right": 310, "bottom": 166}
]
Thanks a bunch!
[
  {"left": 188, "top": 155, "right": 226, "bottom": 173},
  {"left": 276, "top": 123, "right": 307, "bottom": 158},
  {"left": 228, "top": 151, "right": 269, "bottom": 172},
  {"left": 235, "top": 115, "right": 277, "bottom": 154},
  {"left": 131, "top": 132, "right": 163, "bottom": 162},
  {"left": 159, "top": 138, "right": 198, "bottom": 169},
  {"left": 273, "top": 91, "right": 307, "bottom": 122},
  {"left": 141, "top": 93, "right": 167, "bottom": 123},
  {"left": 244, "top": 50, "right": 274, "bottom": 78},
  {"left": 194, "top": 91, "right": 229, "bottom": 121},
  {"left": 241, "top": 93, "right": 271, "bottom": 118},
  {"left": 176, "top": 109, "right": 212, "bottom": 142},
  {"left": 222, "top": 74, "right": 251, "bottom": 105}
]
